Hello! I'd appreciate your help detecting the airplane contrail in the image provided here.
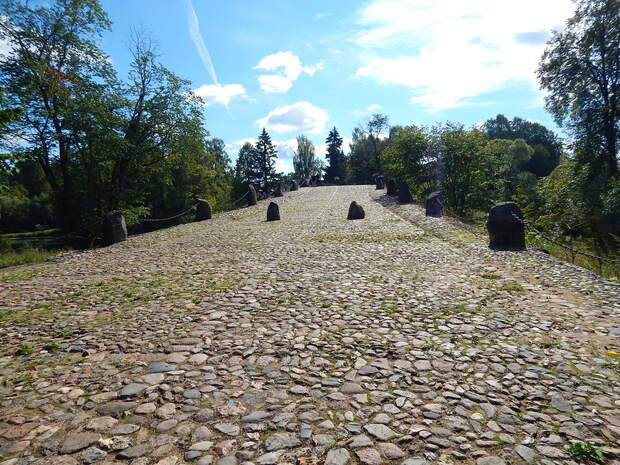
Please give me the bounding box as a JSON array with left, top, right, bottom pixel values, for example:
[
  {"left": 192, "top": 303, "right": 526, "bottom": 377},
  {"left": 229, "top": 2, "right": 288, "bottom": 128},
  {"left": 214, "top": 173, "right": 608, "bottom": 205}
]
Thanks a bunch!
[{"left": 186, "top": 0, "right": 219, "bottom": 86}]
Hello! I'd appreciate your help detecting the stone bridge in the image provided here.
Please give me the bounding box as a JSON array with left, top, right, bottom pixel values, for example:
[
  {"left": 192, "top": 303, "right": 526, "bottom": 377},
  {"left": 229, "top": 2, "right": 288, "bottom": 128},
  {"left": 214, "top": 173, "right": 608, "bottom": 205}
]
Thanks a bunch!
[{"left": 0, "top": 186, "right": 619, "bottom": 465}]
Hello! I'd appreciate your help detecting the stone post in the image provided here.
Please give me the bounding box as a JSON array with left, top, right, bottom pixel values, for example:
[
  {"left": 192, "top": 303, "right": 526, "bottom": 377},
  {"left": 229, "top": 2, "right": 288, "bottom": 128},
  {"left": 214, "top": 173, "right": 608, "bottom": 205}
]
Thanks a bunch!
[
  {"left": 103, "top": 211, "right": 127, "bottom": 245},
  {"left": 195, "top": 199, "right": 212, "bottom": 221},
  {"left": 274, "top": 183, "right": 283, "bottom": 197},
  {"left": 386, "top": 179, "right": 397, "bottom": 196},
  {"left": 398, "top": 181, "right": 414, "bottom": 204},
  {"left": 290, "top": 180, "right": 299, "bottom": 191},
  {"left": 486, "top": 202, "right": 526, "bottom": 250},
  {"left": 347, "top": 201, "right": 365, "bottom": 220},
  {"left": 425, "top": 191, "right": 443, "bottom": 217},
  {"left": 266, "top": 202, "right": 280, "bottom": 221},
  {"left": 375, "top": 176, "right": 385, "bottom": 190}
]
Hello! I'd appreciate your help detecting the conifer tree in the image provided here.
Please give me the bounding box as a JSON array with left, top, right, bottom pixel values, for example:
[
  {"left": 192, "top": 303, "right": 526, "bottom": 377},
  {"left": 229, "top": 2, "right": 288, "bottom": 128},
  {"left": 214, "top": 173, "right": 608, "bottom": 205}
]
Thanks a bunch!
[
  {"left": 254, "top": 128, "right": 278, "bottom": 192},
  {"left": 325, "top": 127, "right": 345, "bottom": 183}
]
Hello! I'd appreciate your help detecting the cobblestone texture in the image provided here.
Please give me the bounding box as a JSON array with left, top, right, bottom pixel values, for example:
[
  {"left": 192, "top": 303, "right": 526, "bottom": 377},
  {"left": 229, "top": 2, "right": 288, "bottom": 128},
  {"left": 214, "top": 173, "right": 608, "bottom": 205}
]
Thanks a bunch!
[{"left": 0, "top": 185, "right": 619, "bottom": 465}]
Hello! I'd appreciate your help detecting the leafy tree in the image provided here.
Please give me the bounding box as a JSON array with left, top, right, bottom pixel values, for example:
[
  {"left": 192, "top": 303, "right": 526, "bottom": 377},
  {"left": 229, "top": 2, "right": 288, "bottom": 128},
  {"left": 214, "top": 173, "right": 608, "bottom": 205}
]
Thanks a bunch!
[
  {"left": 254, "top": 128, "right": 277, "bottom": 192},
  {"left": 347, "top": 125, "right": 388, "bottom": 184},
  {"left": 0, "top": 88, "right": 21, "bottom": 131},
  {"left": 439, "top": 124, "right": 500, "bottom": 216},
  {"left": 235, "top": 142, "right": 260, "bottom": 187},
  {"left": 483, "top": 114, "right": 562, "bottom": 176},
  {"left": 381, "top": 125, "right": 433, "bottom": 198},
  {"left": 0, "top": 0, "right": 115, "bottom": 227},
  {"left": 364, "top": 113, "right": 389, "bottom": 173},
  {"left": 324, "top": 127, "right": 345, "bottom": 182},
  {"left": 538, "top": 0, "right": 619, "bottom": 175},
  {"left": 293, "top": 135, "right": 320, "bottom": 180}
]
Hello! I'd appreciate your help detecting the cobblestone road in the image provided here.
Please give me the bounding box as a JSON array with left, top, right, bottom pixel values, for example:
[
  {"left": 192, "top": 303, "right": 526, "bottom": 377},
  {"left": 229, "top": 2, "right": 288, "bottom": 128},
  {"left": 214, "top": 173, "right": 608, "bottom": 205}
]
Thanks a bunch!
[{"left": 1, "top": 186, "right": 619, "bottom": 465}]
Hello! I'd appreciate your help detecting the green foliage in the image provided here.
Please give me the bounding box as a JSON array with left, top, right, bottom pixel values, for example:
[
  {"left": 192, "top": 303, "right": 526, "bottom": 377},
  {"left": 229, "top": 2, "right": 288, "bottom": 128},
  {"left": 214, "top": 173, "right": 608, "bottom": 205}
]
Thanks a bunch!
[
  {"left": 538, "top": 0, "right": 619, "bottom": 175},
  {"left": 483, "top": 114, "right": 562, "bottom": 176},
  {"left": 566, "top": 441, "right": 607, "bottom": 464},
  {"left": 381, "top": 125, "right": 432, "bottom": 198},
  {"left": 254, "top": 128, "right": 278, "bottom": 193},
  {"left": 15, "top": 343, "right": 34, "bottom": 355},
  {"left": 0, "top": 1, "right": 236, "bottom": 239},
  {"left": 0, "top": 246, "right": 60, "bottom": 269},
  {"left": 293, "top": 135, "right": 320, "bottom": 180},
  {"left": 324, "top": 127, "right": 345, "bottom": 183},
  {"left": 440, "top": 124, "right": 500, "bottom": 216}
]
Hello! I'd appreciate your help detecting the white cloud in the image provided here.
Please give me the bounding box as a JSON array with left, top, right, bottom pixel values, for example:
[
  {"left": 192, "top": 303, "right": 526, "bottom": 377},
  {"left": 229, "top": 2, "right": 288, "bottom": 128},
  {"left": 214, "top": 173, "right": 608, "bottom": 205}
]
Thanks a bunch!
[
  {"left": 367, "top": 104, "right": 383, "bottom": 111},
  {"left": 193, "top": 83, "right": 247, "bottom": 106},
  {"left": 314, "top": 12, "right": 333, "bottom": 20},
  {"left": 353, "top": 0, "right": 575, "bottom": 111},
  {"left": 256, "top": 101, "right": 329, "bottom": 134},
  {"left": 254, "top": 51, "right": 323, "bottom": 93},
  {"left": 257, "top": 74, "right": 293, "bottom": 93}
]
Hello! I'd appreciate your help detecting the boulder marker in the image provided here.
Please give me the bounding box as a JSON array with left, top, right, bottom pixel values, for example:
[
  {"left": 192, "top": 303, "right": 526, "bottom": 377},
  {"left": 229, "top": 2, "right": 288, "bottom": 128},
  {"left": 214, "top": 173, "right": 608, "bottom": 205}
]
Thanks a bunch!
[
  {"left": 195, "top": 199, "right": 212, "bottom": 221},
  {"left": 398, "top": 181, "right": 414, "bottom": 204},
  {"left": 425, "top": 191, "right": 443, "bottom": 217},
  {"left": 486, "top": 202, "right": 526, "bottom": 250},
  {"left": 386, "top": 179, "right": 397, "bottom": 196},
  {"left": 347, "top": 201, "right": 365, "bottom": 220},
  {"left": 104, "top": 211, "right": 127, "bottom": 245},
  {"left": 267, "top": 202, "right": 280, "bottom": 222}
]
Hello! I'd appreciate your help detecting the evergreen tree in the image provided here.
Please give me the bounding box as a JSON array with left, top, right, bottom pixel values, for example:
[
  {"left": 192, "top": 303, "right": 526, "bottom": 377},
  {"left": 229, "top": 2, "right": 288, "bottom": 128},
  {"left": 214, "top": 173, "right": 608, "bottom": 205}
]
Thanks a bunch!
[
  {"left": 254, "top": 128, "right": 278, "bottom": 192},
  {"left": 325, "top": 127, "right": 345, "bottom": 182}
]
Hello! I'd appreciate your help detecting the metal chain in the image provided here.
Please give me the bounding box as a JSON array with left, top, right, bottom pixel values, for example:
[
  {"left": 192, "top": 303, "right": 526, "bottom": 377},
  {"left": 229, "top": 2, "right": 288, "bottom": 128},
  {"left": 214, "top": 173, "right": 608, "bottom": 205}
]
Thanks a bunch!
[
  {"left": 138, "top": 204, "right": 197, "bottom": 223},
  {"left": 517, "top": 217, "right": 620, "bottom": 264}
]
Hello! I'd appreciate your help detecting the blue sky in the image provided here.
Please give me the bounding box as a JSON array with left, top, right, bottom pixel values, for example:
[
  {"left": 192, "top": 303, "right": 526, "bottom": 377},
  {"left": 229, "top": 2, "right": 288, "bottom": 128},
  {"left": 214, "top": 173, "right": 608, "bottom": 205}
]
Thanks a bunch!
[{"left": 98, "top": 0, "right": 576, "bottom": 173}]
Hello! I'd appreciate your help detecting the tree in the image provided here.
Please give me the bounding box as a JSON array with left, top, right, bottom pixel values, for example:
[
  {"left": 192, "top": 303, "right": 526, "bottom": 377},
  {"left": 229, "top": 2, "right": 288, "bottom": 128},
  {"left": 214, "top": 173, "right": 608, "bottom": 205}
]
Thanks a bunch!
[
  {"left": 254, "top": 128, "right": 277, "bottom": 192},
  {"left": 483, "top": 114, "right": 562, "bottom": 177},
  {"left": 0, "top": 88, "right": 21, "bottom": 131},
  {"left": 440, "top": 124, "right": 500, "bottom": 215},
  {"left": 235, "top": 142, "right": 260, "bottom": 186},
  {"left": 293, "top": 135, "right": 320, "bottom": 180},
  {"left": 324, "top": 127, "right": 345, "bottom": 182},
  {"left": 538, "top": 0, "right": 619, "bottom": 175},
  {"left": 0, "top": 0, "right": 115, "bottom": 227},
  {"left": 347, "top": 122, "right": 389, "bottom": 184},
  {"left": 363, "top": 113, "right": 389, "bottom": 173},
  {"left": 381, "top": 125, "right": 433, "bottom": 198}
]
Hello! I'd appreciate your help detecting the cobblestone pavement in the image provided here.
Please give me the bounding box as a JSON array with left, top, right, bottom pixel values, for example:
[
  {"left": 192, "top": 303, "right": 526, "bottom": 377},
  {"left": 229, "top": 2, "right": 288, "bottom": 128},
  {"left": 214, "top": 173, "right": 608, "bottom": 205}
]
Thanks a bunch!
[{"left": 1, "top": 185, "right": 619, "bottom": 465}]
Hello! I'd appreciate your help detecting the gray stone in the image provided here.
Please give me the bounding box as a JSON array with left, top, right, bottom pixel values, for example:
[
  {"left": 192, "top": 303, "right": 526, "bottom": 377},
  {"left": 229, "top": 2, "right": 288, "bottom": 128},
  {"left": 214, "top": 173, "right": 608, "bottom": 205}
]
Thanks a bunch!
[
  {"left": 248, "top": 185, "right": 257, "bottom": 206},
  {"left": 356, "top": 448, "right": 383, "bottom": 465},
  {"left": 325, "top": 448, "right": 350, "bottom": 465},
  {"left": 80, "top": 447, "right": 107, "bottom": 464},
  {"left": 241, "top": 411, "right": 271, "bottom": 423},
  {"left": 398, "top": 181, "right": 414, "bottom": 204},
  {"left": 264, "top": 433, "right": 301, "bottom": 451},
  {"left": 514, "top": 445, "right": 537, "bottom": 463},
  {"left": 213, "top": 423, "right": 240, "bottom": 436},
  {"left": 476, "top": 457, "right": 506, "bottom": 465},
  {"left": 146, "top": 362, "right": 177, "bottom": 373},
  {"left": 363, "top": 424, "right": 398, "bottom": 441},
  {"left": 60, "top": 433, "right": 100, "bottom": 454},
  {"left": 116, "top": 442, "right": 151, "bottom": 459},
  {"left": 103, "top": 211, "right": 127, "bottom": 245},
  {"left": 119, "top": 383, "right": 147, "bottom": 398}
]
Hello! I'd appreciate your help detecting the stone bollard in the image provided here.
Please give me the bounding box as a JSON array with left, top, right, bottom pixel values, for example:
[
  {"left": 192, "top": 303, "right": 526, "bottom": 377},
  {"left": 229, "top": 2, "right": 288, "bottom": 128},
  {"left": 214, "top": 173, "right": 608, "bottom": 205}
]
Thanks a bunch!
[
  {"left": 247, "top": 184, "right": 257, "bottom": 206},
  {"left": 266, "top": 202, "right": 280, "bottom": 221},
  {"left": 274, "top": 183, "right": 283, "bottom": 197},
  {"left": 195, "top": 199, "right": 212, "bottom": 221},
  {"left": 425, "top": 191, "right": 443, "bottom": 217},
  {"left": 398, "top": 181, "right": 414, "bottom": 204},
  {"left": 347, "top": 201, "right": 365, "bottom": 220},
  {"left": 103, "top": 210, "right": 127, "bottom": 245},
  {"left": 290, "top": 180, "right": 299, "bottom": 191},
  {"left": 386, "top": 179, "right": 397, "bottom": 196},
  {"left": 486, "top": 202, "right": 526, "bottom": 250},
  {"left": 375, "top": 176, "right": 385, "bottom": 190}
]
